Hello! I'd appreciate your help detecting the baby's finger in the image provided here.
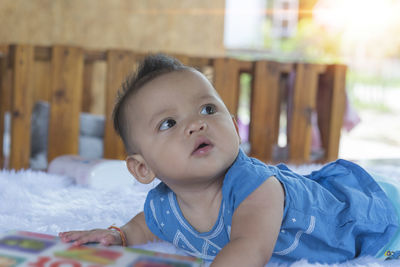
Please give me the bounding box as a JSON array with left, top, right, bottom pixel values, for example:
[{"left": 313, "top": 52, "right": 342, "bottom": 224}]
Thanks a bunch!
[
  {"left": 59, "top": 231, "right": 77, "bottom": 242},
  {"left": 73, "top": 230, "right": 109, "bottom": 246},
  {"left": 71, "top": 235, "right": 94, "bottom": 246},
  {"left": 100, "top": 234, "right": 116, "bottom": 246},
  {"left": 59, "top": 231, "right": 87, "bottom": 242}
]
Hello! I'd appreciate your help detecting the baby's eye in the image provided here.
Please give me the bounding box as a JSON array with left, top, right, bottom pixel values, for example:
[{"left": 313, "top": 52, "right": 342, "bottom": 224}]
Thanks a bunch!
[
  {"left": 159, "top": 119, "right": 176, "bottom": 131},
  {"left": 200, "top": 104, "right": 217, "bottom": 115}
]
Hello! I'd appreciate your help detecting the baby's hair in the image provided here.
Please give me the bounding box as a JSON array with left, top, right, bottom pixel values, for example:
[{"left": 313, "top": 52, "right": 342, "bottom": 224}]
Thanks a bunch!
[{"left": 112, "top": 53, "right": 191, "bottom": 154}]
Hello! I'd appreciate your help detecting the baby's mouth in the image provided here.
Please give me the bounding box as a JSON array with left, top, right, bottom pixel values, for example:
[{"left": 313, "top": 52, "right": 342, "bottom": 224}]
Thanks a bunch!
[{"left": 192, "top": 138, "right": 213, "bottom": 155}]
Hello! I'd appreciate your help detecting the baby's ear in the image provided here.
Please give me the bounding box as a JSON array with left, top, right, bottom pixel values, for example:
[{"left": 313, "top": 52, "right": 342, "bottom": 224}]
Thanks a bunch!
[
  {"left": 126, "top": 154, "right": 156, "bottom": 184},
  {"left": 231, "top": 115, "right": 241, "bottom": 143}
]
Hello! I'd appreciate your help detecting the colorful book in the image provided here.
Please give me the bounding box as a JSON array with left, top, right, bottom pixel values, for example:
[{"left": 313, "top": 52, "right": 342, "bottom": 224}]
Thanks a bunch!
[{"left": 0, "top": 231, "right": 203, "bottom": 266}]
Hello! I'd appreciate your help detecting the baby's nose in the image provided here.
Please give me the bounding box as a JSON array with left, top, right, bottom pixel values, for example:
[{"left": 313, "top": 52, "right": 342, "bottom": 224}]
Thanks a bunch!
[{"left": 186, "top": 120, "right": 207, "bottom": 135}]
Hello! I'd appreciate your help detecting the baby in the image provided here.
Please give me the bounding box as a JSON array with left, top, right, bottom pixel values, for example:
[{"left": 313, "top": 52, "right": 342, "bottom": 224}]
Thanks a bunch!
[{"left": 60, "top": 54, "right": 399, "bottom": 266}]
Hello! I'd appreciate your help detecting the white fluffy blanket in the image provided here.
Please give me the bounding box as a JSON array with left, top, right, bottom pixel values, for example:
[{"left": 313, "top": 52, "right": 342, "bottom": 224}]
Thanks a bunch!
[{"left": 1, "top": 163, "right": 400, "bottom": 267}]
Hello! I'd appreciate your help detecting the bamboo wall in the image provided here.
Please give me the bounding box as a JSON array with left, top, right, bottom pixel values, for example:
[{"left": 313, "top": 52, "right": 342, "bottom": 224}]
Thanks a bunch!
[{"left": 0, "top": 0, "right": 225, "bottom": 56}]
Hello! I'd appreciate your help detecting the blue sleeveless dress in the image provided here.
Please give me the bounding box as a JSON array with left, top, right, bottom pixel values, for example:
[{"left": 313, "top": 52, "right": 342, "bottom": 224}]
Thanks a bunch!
[{"left": 143, "top": 149, "right": 398, "bottom": 264}]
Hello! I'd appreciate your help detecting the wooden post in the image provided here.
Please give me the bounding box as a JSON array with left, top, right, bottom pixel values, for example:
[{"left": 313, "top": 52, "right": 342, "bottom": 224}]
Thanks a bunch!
[
  {"left": 249, "top": 61, "right": 282, "bottom": 162},
  {"left": 47, "top": 46, "right": 84, "bottom": 163},
  {"left": 213, "top": 58, "right": 240, "bottom": 116},
  {"left": 288, "top": 63, "right": 326, "bottom": 163},
  {"left": 317, "top": 64, "right": 347, "bottom": 162},
  {"left": 0, "top": 45, "right": 10, "bottom": 168},
  {"left": 33, "top": 59, "right": 52, "bottom": 103},
  {"left": 103, "top": 50, "right": 136, "bottom": 159},
  {"left": 8, "top": 45, "right": 35, "bottom": 170},
  {"left": 81, "top": 61, "right": 94, "bottom": 113}
]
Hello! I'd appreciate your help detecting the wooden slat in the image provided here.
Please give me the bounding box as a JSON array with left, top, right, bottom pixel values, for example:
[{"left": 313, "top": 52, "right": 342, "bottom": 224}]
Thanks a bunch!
[
  {"left": 279, "top": 62, "right": 295, "bottom": 73},
  {"left": 104, "top": 50, "right": 136, "bottom": 159},
  {"left": 238, "top": 60, "right": 253, "bottom": 72},
  {"left": 174, "top": 54, "right": 191, "bottom": 65},
  {"left": 288, "top": 63, "right": 324, "bottom": 163},
  {"left": 34, "top": 46, "right": 51, "bottom": 61},
  {"left": 47, "top": 46, "right": 84, "bottom": 162},
  {"left": 249, "top": 61, "right": 286, "bottom": 162},
  {"left": 0, "top": 45, "right": 10, "bottom": 168},
  {"left": 9, "top": 45, "right": 35, "bottom": 170},
  {"left": 186, "top": 57, "right": 212, "bottom": 68},
  {"left": 213, "top": 58, "right": 240, "bottom": 116},
  {"left": 81, "top": 61, "right": 94, "bottom": 113},
  {"left": 84, "top": 49, "right": 107, "bottom": 62},
  {"left": 317, "top": 64, "right": 347, "bottom": 162},
  {"left": 33, "top": 60, "right": 51, "bottom": 102},
  {"left": 89, "top": 62, "right": 107, "bottom": 115},
  {"left": 173, "top": 54, "right": 212, "bottom": 68},
  {"left": 0, "top": 47, "right": 8, "bottom": 57}
]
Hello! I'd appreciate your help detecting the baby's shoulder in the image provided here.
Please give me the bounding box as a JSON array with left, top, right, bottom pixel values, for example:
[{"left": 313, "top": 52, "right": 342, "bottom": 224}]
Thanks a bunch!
[
  {"left": 146, "top": 182, "right": 171, "bottom": 200},
  {"left": 223, "top": 157, "right": 278, "bottom": 211},
  {"left": 228, "top": 153, "right": 276, "bottom": 179}
]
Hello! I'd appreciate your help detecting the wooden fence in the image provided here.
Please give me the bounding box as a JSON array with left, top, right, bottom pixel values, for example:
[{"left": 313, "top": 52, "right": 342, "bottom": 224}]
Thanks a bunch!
[{"left": 0, "top": 44, "right": 346, "bottom": 170}]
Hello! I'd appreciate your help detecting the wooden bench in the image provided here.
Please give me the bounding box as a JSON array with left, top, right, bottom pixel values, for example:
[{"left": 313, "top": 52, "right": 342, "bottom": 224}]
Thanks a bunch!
[{"left": 0, "top": 44, "right": 346, "bottom": 170}]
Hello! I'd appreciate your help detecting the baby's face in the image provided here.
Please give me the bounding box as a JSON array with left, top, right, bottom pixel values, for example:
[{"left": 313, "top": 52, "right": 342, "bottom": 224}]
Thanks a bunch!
[{"left": 125, "top": 69, "right": 240, "bottom": 188}]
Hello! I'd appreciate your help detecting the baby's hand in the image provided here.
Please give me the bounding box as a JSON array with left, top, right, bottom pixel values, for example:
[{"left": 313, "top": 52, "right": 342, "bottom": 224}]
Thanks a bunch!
[{"left": 59, "top": 229, "right": 122, "bottom": 247}]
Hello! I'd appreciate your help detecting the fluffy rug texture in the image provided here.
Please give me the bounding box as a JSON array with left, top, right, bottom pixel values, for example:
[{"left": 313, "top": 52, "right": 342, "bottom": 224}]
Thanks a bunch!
[{"left": 1, "top": 162, "right": 400, "bottom": 267}]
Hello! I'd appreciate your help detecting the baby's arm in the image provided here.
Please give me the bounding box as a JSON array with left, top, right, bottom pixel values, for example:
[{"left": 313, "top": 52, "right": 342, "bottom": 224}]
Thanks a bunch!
[
  {"left": 212, "top": 176, "right": 284, "bottom": 267},
  {"left": 59, "top": 211, "right": 158, "bottom": 246}
]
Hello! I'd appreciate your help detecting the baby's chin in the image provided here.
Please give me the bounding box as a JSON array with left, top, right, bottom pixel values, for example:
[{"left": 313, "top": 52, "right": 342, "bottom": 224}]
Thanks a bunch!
[{"left": 192, "top": 162, "right": 233, "bottom": 181}]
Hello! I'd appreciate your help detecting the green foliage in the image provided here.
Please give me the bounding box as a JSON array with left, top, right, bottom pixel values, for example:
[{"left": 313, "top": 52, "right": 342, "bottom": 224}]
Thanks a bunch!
[
  {"left": 263, "top": 18, "right": 343, "bottom": 63},
  {"left": 347, "top": 69, "right": 400, "bottom": 88},
  {"left": 351, "top": 98, "right": 392, "bottom": 113}
]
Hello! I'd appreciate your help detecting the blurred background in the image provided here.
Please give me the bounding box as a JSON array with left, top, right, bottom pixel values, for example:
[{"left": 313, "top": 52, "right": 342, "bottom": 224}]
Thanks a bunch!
[
  {"left": 1, "top": 0, "right": 399, "bottom": 163},
  {"left": 225, "top": 0, "right": 400, "bottom": 163}
]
